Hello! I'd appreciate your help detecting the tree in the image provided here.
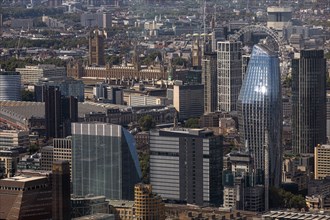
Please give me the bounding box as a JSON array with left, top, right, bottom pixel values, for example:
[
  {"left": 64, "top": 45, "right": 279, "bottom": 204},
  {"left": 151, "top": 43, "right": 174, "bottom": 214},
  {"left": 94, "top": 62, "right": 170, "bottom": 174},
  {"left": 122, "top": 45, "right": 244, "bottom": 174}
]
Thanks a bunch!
[
  {"left": 269, "top": 187, "right": 307, "bottom": 210},
  {"left": 108, "top": 55, "right": 121, "bottom": 65},
  {"left": 138, "top": 115, "right": 156, "bottom": 131},
  {"left": 139, "top": 152, "right": 149, "bottom": 183},
  {"left": 185, "top": 118, "right": 200, "bottom": 128},
  {"left": 172, "top": 57, "right": 187, "bottom": 67}
]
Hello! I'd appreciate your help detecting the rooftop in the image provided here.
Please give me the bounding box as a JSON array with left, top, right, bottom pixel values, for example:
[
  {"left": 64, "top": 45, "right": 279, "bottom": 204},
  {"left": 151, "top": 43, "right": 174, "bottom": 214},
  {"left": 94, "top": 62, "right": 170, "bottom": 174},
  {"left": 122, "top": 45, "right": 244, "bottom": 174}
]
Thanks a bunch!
[
  {"left": 108, "top": 200, "right": 134, "bottom": 208},
  {"left": 1, "top": 175, "right": 46, "bottom": 182}
]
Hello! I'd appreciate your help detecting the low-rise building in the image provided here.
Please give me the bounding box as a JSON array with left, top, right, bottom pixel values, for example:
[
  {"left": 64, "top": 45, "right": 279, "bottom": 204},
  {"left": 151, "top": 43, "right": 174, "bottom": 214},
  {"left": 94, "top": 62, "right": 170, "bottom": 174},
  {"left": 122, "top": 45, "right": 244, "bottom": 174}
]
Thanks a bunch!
[
  {"left": 71, "top": 195, "right": 109, "bottom": 218},
  {"left": 16, "top": 64, "right": 66, "bottom": 85},
  {"left": 0, "top": 130, "right": 29, "bottom": 150}
]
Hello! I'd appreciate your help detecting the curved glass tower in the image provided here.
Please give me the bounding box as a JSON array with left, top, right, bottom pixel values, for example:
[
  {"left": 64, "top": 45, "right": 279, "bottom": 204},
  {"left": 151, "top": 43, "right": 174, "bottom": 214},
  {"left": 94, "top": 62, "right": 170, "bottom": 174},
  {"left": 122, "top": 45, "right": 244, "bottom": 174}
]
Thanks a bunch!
[{"left": 237, "top": 44, "right": 282, "bottom": 188}]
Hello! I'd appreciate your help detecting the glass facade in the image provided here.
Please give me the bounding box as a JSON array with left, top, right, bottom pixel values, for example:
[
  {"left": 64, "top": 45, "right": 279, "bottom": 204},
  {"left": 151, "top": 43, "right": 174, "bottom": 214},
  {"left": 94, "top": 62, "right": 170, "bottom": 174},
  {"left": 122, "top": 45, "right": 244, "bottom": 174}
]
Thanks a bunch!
[
  {"left": 292, "top": 50, "right": 326, "bottom": 154},
  {"left": 237, "top": 44, "right": 282, "bottom": 187},
  {"left": 72, "top": 123, "right": 141, "bottom": 200}
]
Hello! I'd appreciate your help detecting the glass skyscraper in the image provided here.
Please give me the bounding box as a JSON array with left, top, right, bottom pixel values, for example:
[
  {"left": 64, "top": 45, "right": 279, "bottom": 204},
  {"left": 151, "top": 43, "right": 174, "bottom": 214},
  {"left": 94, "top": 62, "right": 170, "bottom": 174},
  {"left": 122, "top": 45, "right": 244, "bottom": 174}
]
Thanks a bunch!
[
  {"left": 292, "top": 50, "right": 326, "bottom": 154},
  {"left": 237, "top": 44, "right": 282, "bottom": 189},
  {"left": 72, "top": 122, "right": 142, "bottom": 200}
]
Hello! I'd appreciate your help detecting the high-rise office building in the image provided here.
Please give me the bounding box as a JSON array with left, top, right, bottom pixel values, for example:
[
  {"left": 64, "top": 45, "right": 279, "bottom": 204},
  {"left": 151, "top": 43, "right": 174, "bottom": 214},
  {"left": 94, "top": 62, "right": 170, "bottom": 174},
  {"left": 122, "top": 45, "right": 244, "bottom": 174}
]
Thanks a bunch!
[
  {"left": 52, "top": 161, "right": 71, "bottom": 220},
  {"left": 0, "top": 71, "right": 21, "bottom": 101},
  {"left": 292, "top": 50, "right": 326, "bottom": 154},
  {"left": 237, "top": 44, "right": 282, "bottom": 210},
  {"left": 134, "top": 184, "right": 165, "bottom": 220},
  {"left": 202, "top": 52, "right": 217, "bottom": 113},
  {"left": 53, "top": 137, "right": 72, "bottom": 178},
  {"left": 89, "top": 29, "right": 105, "bottom": 66},
  {"left": 217, "top": 41, "right": 242, "bottom": 112},
  {"left": 44, "top": 86, "right": 78, "bottom": 139},
  {"left": 72, "top": 122, "right": 141, "bottom": 200},
  {"left": 149, "top": 128, "right": 223, "bottom": 206},
  {"left": 327, "top": 92, "right": 330, "bottom": 141},
  {"left": 173, "top": 84, "right": 204, "bottom": 121}
]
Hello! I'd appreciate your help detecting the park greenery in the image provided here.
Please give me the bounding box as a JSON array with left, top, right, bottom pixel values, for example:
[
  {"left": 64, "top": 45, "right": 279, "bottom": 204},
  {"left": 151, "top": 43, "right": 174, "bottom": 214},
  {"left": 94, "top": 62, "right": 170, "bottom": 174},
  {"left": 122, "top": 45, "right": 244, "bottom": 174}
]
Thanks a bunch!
[
  {"left": 0, "top": 37, "right": 88, "bottom": 50},
  {"left": 0, "top": 7, "right": 64, "bottom": 19}
]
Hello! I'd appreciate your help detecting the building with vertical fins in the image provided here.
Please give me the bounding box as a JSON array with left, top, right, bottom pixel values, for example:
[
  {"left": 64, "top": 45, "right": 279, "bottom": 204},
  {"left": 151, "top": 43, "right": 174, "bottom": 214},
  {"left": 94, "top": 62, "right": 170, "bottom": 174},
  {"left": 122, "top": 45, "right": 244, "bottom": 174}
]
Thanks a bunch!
[
  {"left": 292, "top": 50, "right": 326, "bottom": 154},
  {"left": 52, "top": 160, "right": 71, "bottom": 220},
  {"left": 237, "top": 44, "right": 282, "bottom": 210},
  {"left": 44, "top": 86, "right": 78, "bottom": 139},
  {"left": 202, "top": 52, "right": 217, "bottom": 113},
  {"left": 71, "top": 122, "right": 142, "bottom": 200},
  {"left": 217, "top": 41, "right": 242, "bottom": 112},
  {"left": 89, "top": 29, "right": 105, "bottom": 66}
]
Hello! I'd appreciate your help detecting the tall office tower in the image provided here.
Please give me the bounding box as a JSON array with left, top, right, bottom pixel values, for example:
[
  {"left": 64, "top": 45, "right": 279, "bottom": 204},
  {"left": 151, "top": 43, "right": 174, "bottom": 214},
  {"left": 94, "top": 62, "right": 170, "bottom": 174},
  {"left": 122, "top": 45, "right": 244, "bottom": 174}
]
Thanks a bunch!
[
  {"left": 89, "top": 29, "right": 105, "bottom": 66},
  {"left": 52, "top": 161, "right": 71, "bottom": 220},
  {"left": 0, "top": 175, "right": 52, "bottom": 219},
  {"left": 134, "top": 184, "right": 165, "bottom": 220},
  {"left": 217, "top": 41, "right": 242, "bottom": 112},
  {"left": 149, "top": 128, "right": 223, "bottom": 206},
  {"left": 327, "top": 92, "right": 330, "bottom": 141},
  {"left": 0, "top": 71, "right": 21, "bottom": 101},
  {"left": 53, "top": 137, "right": 72, "bottom": 178},
  {"left": 202, "top": 52, "right": 218, "bottom": 113},
  {"left": 72, "top": 122, "right": 141, "bottom": 200},
  {"left": 237, "top": 44, "right": 282, "bottom": 210},
  {"left": 173, "top": 84, "right": 204, "bottom": 121},
  {"left": 292, "top": 50, "right": 326, "bottom": 154},
  {"left": 45, "top": 86, "right": 62, "bottom": 138},
  {"left": 44, "top": 86, "right": 78, "bottom": 139}
]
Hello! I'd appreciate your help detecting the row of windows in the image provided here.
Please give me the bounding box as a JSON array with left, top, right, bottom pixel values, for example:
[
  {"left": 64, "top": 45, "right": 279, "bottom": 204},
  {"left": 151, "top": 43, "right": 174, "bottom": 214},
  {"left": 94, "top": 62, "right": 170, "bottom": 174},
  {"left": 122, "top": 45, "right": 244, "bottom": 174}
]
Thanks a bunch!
[{"left": 0, "top": 184, "right": 48, "bottom": 191}]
